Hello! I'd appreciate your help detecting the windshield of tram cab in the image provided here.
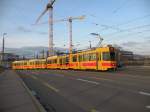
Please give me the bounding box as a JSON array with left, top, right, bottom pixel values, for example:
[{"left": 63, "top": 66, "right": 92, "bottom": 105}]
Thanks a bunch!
[{"left": 103, "top": 52, "right": 115, "bottom": 61}]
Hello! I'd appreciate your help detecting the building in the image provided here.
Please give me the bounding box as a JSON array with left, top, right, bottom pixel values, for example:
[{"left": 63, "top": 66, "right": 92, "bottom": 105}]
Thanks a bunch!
[
  {"left": 115, "top": 48, "right": 134, "bottom": 66},
  {"left": 0, "top": 52, "right": 19, "bottom": 68}
]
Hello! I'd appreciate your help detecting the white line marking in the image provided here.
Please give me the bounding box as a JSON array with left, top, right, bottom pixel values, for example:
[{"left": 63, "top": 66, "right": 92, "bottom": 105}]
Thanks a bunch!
[
  {"left": 44, "top": 82, "right": 59, "bottom": 92},
  {"left": 31, "top": 76, "right": 38, "bottom": 80},
  {"left": 146, "top": 105, "right": 150, "bottom": 109},
  {"left": 139, "top": 91, "right": 150, "bottom": 96},
  {"left": 77, "top": 78, "right": 99, "bottom": 85}
]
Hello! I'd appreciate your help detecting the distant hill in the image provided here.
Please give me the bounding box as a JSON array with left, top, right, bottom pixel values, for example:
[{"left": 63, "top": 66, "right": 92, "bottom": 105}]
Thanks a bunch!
[{"left": 4, "top": 46, "right": 68, "bottom": 58}]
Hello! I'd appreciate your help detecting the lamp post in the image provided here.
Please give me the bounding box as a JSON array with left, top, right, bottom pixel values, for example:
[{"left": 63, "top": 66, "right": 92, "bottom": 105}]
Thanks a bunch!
[
  {"left": 2, "top": 33, "right": 7, "bottom": 61},
  {"left": 89, "top": 41, "right": 92, "bottom": 49}
]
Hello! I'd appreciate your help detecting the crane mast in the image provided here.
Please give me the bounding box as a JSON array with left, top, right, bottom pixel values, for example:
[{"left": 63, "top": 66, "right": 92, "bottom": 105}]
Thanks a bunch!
[
  {"left": 69, "top": 18, "right": 73, "bottom": 54},
  {"left": 49, "top": 0, "right": 54, "bottom": 56},
  {"left": 35, "top": 0, "right": 56, "bottom": 56}
]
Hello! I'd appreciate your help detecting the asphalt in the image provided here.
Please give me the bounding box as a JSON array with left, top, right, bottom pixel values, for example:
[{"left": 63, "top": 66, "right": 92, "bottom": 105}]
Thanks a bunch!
[{"left": 15, "top": 67, "right": 150, "bottom": 112}]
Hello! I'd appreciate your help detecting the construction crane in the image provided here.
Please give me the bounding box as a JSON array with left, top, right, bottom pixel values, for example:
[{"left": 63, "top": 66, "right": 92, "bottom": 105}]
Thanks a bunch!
[
  {"left": 38, "top": 15, "right": 85, "bottom": 53},
  {"left": 59, "top": 15, "right": 85, "bottom": 53},
  {"left": 35, "top": 0, "right": 56, "bottom": 56},
  {"left": 90, "top": 33, "right": 103, "bottom": 47}
]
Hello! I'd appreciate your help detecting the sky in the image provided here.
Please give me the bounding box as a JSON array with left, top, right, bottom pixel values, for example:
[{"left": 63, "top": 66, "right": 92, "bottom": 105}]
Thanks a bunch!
[{"left": 0, "top": 0, "right": 150, "bottom": 55}]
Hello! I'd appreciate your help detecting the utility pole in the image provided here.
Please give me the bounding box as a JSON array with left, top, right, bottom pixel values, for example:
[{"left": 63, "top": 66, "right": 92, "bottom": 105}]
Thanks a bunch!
[
  {"left": 36, "top": 53, "right": 39, "bottom": 59},
  {"left": 2, "top": 33, "right": 7, "bottom": 61},
  {"left": 89, "top": 41, "right": 92, "bottom": 49},
  {"left": 46, "top": 51, "right": 49, "bottom": 58},
  {"left": 42, "top": 49, "right": 45, "bottom": 58}
]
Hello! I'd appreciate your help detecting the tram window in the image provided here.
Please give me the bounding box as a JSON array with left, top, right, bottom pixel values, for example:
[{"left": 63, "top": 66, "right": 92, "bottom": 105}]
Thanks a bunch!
[
  {"left": 48, "top": 60, "right": 51, "bottom": 64},
  {"left": 73, "top": 55, "right": 77, "bottom": 62},
  {"left": 62, "top": 59, "right": 64, "bottom": 64},
  {"left": 103, "top": 52, "right": 115, "bottom": 61},
  {"left": 66, "top": 57, "right": 69, "bottom": 64},
  {"left": 83, "top": 55, "right": 85, "bottom": 61},
  {"left": 59, "top": 59, "right": 62, "bottom": 64},
  {"left": 103, "top": 52, "right": 110, "bottom": 61},
  {"left": 90, "top": 53, "right": 96, "bottom": 61},
  {"left": 99, "top": 52, "right": 101, "bottom": 61},
  {"left": 110, "top": 52, "right": 115, "bottom": 61},
  {"left": 35, "top": 61, "right": 37, "bottom": 65},
  {"left": 54, "top": 59, "right": 57, "bottom": 63},
  {"left": 79, "top": 55, "right": 82, "bottom": 62},
  {"left": 86, "top": 54, "right": 90, "bottom": 61},
  {"left": 36, "top": 61, "right": 38, "bottom": 65},
  {"left": 83, "top": 54, "right": 88, "bottom": 61},
  {"left": 89, "top": 54, "right": 91, "bottom": 61},
  {"left": 63, "top": 58, "right": 65, "bottom": 64}
]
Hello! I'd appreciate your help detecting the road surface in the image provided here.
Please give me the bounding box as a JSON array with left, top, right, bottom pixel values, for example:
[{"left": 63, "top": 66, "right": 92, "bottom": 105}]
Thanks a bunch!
[{"left": 15, "top": 66, "right": 150, "bottom": 112}]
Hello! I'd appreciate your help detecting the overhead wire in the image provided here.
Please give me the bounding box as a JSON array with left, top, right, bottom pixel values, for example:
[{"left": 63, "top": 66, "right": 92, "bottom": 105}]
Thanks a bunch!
[
  {"left": 112, "top": 0, "right": 130, "bottom": 14},
  {"left": 103, "top": 24, "right": 150, "bottom": 36}
]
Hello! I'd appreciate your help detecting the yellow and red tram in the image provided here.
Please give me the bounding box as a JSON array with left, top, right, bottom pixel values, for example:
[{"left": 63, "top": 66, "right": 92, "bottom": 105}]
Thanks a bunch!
[{"left": 12, "top": 46, "right": 117, "bottom": 71}]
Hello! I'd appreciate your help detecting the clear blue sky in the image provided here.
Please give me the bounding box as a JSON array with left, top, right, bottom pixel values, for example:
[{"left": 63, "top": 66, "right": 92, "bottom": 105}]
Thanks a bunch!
[{"left": 0, "top": 0, "right": 150, "bottom": 55}]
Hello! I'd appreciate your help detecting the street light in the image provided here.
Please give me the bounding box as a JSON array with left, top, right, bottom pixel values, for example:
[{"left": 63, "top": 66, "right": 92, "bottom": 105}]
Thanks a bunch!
[
  {"left": 2, "top": 33, "right": 7, "bottom": 61},
  {"left": 90, "top": 33, "right": 99, "bottom": 36}
]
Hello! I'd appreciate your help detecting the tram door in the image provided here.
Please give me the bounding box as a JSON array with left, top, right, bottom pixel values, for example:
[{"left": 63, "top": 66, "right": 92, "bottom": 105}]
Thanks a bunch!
[{"left": 96, "top": 52, "right": 99, "bottom": 70}]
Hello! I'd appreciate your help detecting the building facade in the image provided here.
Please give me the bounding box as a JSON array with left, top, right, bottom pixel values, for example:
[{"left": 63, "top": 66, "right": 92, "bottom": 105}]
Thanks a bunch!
[{"left": 0, "top": 53, "right": 19, "bottom": 68}]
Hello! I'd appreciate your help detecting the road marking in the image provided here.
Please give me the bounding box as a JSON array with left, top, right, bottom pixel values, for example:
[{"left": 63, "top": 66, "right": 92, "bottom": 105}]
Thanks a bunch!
[
  {"left": 31, "top": 75, "right": 38, "bottom": 80},
  {"left": 146, "top": 105, "right": 150, "bottom": 109},
  {"left": 44, "top": 82, "right": 59, "bottom": 92},
  {"left": 31, "top": 75, "right": 59, "bottom": 92},
  {"left": 77, "top": 78, "right": 99, "bottom": 85},
  {"left": 139, "top": 91, "right": 150, "bottom": 96},
  {"left": 89, "top": 76, "right": 115, "bottom": 82}
]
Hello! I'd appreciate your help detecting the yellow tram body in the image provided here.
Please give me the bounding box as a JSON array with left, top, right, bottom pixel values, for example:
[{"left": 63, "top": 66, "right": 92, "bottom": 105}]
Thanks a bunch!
[
  {"left": 12, "top": 46, "right": 117, "bottom": 71},
  {"left": 47, "top": 56, "right": 59, "bottom": 69},
  {"left": 28, "top": 59, "right": 46, "bottom": 69}
]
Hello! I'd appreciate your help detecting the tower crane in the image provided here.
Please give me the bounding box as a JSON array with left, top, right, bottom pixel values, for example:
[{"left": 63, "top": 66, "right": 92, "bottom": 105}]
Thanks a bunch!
[
  {"left": 65, "top": 16, "right": 85, "bottom": 53},
  {"left": 38, "top": 15, "right": 85, "bottom": 54},
  {"left": 35, "top": 0, "right": 56, "bottom": 56}
]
